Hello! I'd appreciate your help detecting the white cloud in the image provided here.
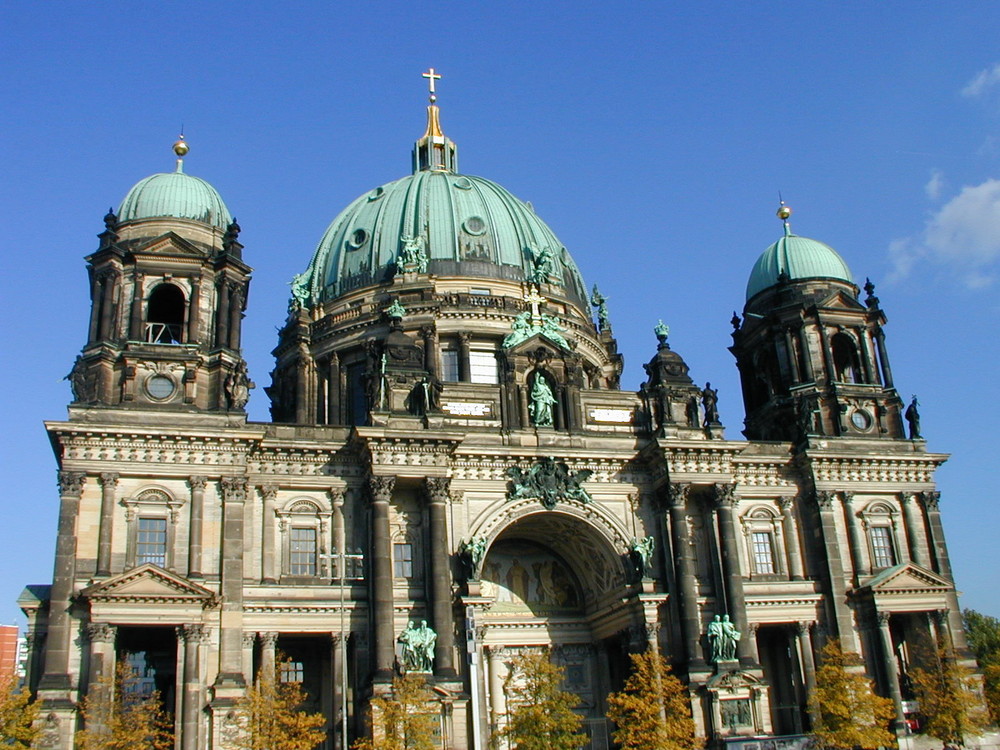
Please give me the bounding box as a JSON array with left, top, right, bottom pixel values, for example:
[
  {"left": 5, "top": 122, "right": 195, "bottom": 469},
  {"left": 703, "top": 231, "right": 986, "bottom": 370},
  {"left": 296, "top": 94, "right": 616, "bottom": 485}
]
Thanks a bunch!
[
  {"left": 889, "top": 178, "right": 1000, "bottom": 287},
  {"left": 925, "top": 169, "right": 944, "bottom": 201},
  {"left": 962, "top": 63, "right": 1000, "bottom": 98}
]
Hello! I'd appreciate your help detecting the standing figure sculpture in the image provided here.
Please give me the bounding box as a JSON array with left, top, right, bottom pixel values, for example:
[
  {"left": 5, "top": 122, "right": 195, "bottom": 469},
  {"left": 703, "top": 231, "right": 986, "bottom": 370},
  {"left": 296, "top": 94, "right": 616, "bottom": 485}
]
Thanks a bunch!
[
  {"left": 708, "top": 613, "right": 741, "bottom": 663},
  {"left": 398, "top": 620, "right": 436, "bottom": 673},
  {"left": 590, "top": 284, "right": 610, "bottom": 331},
  {"left": 702, "top": 382, "right": 720, "bottom": 424},
  {"left": 905, "top": 395, "right": 921, "bottom": 439},
  {"left": 528, "top": 372, "right": 557, "bottom": 427},
  {"left": 708, "top": 615, "right": 725, "bottom": 663},
  {"left": 629, "top": 536, "right": 656, "bottom": 579}
]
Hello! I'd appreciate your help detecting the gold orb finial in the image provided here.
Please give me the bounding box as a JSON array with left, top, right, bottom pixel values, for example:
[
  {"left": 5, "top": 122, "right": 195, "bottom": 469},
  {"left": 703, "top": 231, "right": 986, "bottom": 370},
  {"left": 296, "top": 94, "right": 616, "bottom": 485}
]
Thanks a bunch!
[
  {"left": 173, "top": 134, "right": 189, "bottom": 157},
  {"left": 776, "top": 202, "right": 792, "bottom": 221}
]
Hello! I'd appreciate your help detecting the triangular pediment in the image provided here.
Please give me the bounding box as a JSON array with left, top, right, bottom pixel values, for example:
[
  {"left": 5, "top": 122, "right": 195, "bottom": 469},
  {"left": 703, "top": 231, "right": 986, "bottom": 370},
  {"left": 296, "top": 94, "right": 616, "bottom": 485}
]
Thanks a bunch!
[
  {"left": 82, "top": 564, "right": 218, "bottom": 606},
  {"left": 131, "top": 232, "right": 209, "bottom": 260},
  {"left": 817, "top": 289, "right": 866, "bottom": 312},
  {"left": 859, "top": 562, "right": 954, "bottom": 595},
  {"left": 505, "top": 331, "right": 571, "bottom": 355}
]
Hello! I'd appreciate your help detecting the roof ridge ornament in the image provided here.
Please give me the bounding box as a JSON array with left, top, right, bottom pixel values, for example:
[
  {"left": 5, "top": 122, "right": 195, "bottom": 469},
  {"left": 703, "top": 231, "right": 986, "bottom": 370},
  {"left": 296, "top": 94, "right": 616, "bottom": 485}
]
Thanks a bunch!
[
  {"left": 776, "top": 197, "right": 792, "bottom": 237},
  {"left": 173, "top": 133, "right": 188, "bottom": 174},
  {"left": 413, "top": 68, "right": 458, "bottom": 173}
]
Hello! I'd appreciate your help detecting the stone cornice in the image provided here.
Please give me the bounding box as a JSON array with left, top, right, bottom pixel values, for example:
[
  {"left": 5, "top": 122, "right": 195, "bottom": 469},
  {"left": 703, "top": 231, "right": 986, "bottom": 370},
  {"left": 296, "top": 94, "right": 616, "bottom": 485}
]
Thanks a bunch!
[{"left": 803, "top": 451, "right": 947, "bottom": 485}]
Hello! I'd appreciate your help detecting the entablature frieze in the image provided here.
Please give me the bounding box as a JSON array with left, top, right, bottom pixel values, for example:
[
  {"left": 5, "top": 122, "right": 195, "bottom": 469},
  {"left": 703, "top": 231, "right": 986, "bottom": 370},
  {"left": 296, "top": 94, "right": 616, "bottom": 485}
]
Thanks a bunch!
[{"left": 803, "top": 452, "right": 947, "bottom": 485}]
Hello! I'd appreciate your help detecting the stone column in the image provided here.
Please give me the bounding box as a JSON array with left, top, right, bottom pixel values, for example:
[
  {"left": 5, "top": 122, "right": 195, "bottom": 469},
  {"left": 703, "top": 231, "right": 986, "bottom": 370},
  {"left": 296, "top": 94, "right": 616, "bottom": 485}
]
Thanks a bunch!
[
  {"left": 39, "top": 471, "right": 86, "bottom": 692},
  {"left": 327, "top": 353, "right": 342, "bottom": 426},
  {"left": 784, "top": 327, "right": 802, "bottom": 383},
  {"left": 187, "top": 278, "right": 201, "bottom": 344},
  {"left": 876, "top": 612, "right": 906, "bottom": 729},
  {"left": 745, "top": 622, "right": 761, "bottom": 665},
  {"left": 931, "top": 609, "right": 954, "bottom": 655},
  {"left": 797, "top": 324, "right": 815, "bottom": 382},
  {"left": 261, "top": 485, "right": 278, "bottom": 584},
  {"left": 901, "top": 493, "right": 929, "bottom": 567},
  {"left": 215, "top": 477, "right": 248, "bottom": 688},
  {"left": 214, "top": 276, "right": 230, "bottom": 349},
  {"left": 187, "top": 477, "right": 207, "bottom": 578},
  {"left": 814, "top": 491, "right": 859, "bottom": 651},
  {"left": 241, "top": 633, "right": 256, "bottom": 684},
  {"left": 665, "top": 483, "right": 704, "bottom": 665},
  {"left": 424, "top": 478, "right": 457, "bottom": 677},
  {"left": 795, "top": 621, "right": 816, "bottom": 696},
  {"left": 874, "top": 328, "right": 895, "bottom": 388},
  {"left": 99, "top": 272, "right": 118, "bottom": 341},
  {"left": 777, "top": 498, "right": 805, "bottom": 580},
  {"left": 458, "top": 332, "right": 471, "bottom": 382},
  {"left": 95, "top": 472, "right": 119, "bottom": 577},
  {"left": 89, "top": 273, "right": 103, "bottom": 343},
  {"left": 859, "top": 328, "right": 878, "bottom": 384},
  {"left": 368, "top": 475, "right": 396, "bottom": 680},
  {"left": 331, "top": 490, "right": 346, "bottom": 575},
  {"left": 179, "top": 624, "right": 208, "bottom": 750},
  {"left": 85, "top": 623, "right": 117, "bottom": 699},
  {"left": 921, "top": 491, "right": 952, "bottom": 578},
  {"left": 260, "top": 631, "right": 278, "bottom": 678},
  {"left": 713, "top": 484, "right": 753, "bottom": 663},
  {"left": 842, "top": 492, "right": 870, "bottom": 578},
  {"left": 228, "top": 283, "right": 244, "bottom": 350},
  {"left": 486, "top": 646, "right": 506, "bottom": 733},
  {"left": 128, "top": 272, "right": 144, "bottom": 341},
  {"left": 331, "top": 634, "right": 345, "bottom": 750},
  {"left": 421, "top": 325, "right": 438, "bottom": 378}
]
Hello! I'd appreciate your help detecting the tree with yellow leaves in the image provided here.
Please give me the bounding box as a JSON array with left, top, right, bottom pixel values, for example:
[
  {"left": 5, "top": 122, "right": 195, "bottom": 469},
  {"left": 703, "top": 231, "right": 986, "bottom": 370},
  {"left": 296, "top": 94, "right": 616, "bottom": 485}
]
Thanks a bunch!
[
  {"left": 909, "top": 647, "right": 988, "bottom": 745},
  {"left": 76, "top": 660, "right": 173, "bottom": 750},
  {"left": 234, "top": 657, "right": 327, "bottom": 750},
  {"left": 499, "top": 650, "right": 587, "bottom": 750},
  {"left": 808, "top": 639, "right": 896, "bottom": 750},
  {"left": 0, "top": 675, "right": 38, "bottom": 748},
  {"left": 353, "top": 673, "right": 437, "bottom": 750},
  {"left": 606, "top": 649, "right": 701, "bottom": 750}
]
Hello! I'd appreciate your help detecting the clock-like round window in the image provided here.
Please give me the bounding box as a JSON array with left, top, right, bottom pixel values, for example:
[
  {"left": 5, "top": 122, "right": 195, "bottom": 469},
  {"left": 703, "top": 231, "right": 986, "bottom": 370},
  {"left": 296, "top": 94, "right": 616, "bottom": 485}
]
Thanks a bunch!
[
  {"left": 850, "top": 409, "right": 872, "bottom": 430},
  {"left": 146, "top": 375, "right": 175, "bottom": 400},
  {"left": 464, "top": 216, "right": 486, "bottom": 235},
  {"left": 348, "top": 228, "right": 368, "bottom": 249}
]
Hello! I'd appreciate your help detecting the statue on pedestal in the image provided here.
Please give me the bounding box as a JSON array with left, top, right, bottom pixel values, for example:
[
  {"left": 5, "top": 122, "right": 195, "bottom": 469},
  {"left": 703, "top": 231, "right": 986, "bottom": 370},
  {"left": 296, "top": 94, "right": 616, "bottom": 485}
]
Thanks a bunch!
[{"left": 398, "top": 620, "right": 436, "bottom": 673}]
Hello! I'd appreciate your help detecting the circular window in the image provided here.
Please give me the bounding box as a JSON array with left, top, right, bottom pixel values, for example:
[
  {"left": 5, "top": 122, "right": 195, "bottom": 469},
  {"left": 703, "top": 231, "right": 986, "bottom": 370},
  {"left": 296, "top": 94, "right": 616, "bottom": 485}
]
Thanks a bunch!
[
  {"left": 850, "top": 409, "right": 872, "bottom": 430},
  {"left": 368, "top": 187, "right": 384, "bottom": 201},
  {"left": 454, "top": 177, "right": 473, "bottom": 190},
  {"left": 146, "top": 375, "right": 175, "bottom": 400},
  {"left": 464, "top": 216, "right": 486, "bottom": 235},
  {"left": 348, "top": 228, "right": 368, "bottom": 248}
]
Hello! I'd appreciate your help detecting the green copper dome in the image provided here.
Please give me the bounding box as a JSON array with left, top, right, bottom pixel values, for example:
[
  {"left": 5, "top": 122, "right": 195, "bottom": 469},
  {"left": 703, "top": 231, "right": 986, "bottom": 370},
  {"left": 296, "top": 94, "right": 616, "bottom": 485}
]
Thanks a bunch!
[
  {"left": 296, "top": 170, "right": 588, "bottom": 306},
  {"left": 746, "top": 227, "right": 853, "bottom": 301},
  {"left": 118, "top": 163, "right": 232, "bottom": 231}
]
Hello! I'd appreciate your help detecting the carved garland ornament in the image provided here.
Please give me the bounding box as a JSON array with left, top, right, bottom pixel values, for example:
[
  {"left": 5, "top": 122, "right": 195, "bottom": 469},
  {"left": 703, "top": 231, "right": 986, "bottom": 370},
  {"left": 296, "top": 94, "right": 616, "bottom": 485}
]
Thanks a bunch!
[{"left": 506, "top": 457, "right": 593, "bottom": 510}]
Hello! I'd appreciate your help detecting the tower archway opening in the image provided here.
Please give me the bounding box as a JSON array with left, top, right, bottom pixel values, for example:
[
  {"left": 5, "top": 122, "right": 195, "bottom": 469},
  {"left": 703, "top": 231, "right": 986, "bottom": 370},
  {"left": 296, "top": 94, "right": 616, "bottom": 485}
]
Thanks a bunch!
[{"left": 146, "top": 284, "right": 186, "bottom": 344}]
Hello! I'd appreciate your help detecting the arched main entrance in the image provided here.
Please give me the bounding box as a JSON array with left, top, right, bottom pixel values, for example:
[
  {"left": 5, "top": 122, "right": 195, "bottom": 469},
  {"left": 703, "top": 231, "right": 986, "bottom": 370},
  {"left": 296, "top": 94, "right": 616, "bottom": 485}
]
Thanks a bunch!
[{"left": 474, "top": 508, "right": 639, "bottom": 750}]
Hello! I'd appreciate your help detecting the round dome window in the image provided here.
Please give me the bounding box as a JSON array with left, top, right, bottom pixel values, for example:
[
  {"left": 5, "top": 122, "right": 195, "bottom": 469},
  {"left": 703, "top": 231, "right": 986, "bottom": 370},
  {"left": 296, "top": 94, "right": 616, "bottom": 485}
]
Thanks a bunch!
[
  {"left": 348, "top": 228, "right": 368, "bottom": 249},
  {"left": 454, "top": 177, "right": 473, "bottom": 190},
  {"left": 464, "top": 216, "right": 487, "bottom": 235},
  {"left": 146, "top": 374, "right": 176, "bottom": 400},
  {"left": 368, "top": 187, "right": 384, "bottom": 201}
]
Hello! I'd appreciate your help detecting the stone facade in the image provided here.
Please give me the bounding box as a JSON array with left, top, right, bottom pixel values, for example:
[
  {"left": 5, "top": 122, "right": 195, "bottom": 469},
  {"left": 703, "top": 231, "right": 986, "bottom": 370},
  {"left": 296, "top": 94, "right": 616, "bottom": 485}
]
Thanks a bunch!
[{"left": 22, "top": 115, "right": 974, "bottom": 750}]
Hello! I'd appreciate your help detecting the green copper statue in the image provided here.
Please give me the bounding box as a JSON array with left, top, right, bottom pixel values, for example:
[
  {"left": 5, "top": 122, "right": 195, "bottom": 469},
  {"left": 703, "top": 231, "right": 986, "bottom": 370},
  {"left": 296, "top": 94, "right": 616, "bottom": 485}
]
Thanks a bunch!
[
  {"left": 398, "top": 620, "right": 436, "bottom": 673},
  {"left": 528, "top": 372, "right": 557, "bottom": 427}
]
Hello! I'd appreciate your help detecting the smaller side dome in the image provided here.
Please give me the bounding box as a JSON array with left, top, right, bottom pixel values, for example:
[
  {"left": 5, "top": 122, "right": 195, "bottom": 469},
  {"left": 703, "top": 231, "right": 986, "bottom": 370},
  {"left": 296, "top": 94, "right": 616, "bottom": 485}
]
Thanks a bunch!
[
  {"left": 118, "top": 171, "right": 232, "bottom": 231},
  {"left": 746, "top": 232, "right": 853, "bottom": 301}
]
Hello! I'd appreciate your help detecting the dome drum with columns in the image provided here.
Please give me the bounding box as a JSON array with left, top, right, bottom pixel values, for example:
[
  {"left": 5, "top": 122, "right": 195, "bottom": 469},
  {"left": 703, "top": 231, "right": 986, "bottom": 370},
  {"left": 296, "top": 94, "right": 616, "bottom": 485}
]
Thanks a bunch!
[{"left": 22, "top": 75, "right": 977, "bottom": 750}]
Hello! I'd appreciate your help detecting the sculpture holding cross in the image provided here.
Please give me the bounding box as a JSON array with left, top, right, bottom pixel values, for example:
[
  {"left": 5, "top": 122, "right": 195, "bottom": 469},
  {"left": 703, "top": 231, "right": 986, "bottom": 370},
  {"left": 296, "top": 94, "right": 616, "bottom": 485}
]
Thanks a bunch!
[{"left": 523, "top": 285, "right": 545, "bottom": 326}]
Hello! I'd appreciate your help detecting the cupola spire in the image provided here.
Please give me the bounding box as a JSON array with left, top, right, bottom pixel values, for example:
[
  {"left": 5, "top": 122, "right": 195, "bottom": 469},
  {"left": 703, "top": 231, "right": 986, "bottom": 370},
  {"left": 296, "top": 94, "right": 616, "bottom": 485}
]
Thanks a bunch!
[
  {"left": 413, "top": 68, "right": 458, "bottom": 173},
  {"left": 776, "top": 197, "right": 792, "bottom": 236},
  {"left": 172, "top": 133, "right": 188, "bottom": 174}
]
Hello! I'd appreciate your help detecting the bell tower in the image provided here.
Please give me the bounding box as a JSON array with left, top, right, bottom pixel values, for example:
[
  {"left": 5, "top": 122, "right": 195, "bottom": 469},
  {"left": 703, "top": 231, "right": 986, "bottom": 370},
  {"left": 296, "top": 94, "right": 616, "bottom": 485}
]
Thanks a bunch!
[
  {"left": 67, "top": 137, "right": 253, "bottom": 415},
  {"left": 730, "top": 204, "right": 904, "bottom": 442}
]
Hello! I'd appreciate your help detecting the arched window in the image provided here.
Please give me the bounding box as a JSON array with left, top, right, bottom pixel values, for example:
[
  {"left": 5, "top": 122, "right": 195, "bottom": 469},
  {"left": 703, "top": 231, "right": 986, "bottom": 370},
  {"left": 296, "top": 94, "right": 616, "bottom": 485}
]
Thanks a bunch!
[
  {"left": 123, "top": 487, "right": 185, "bottom": 571},
  {"left": 831, "top": 333, "right": 862, "bottom": 383},
  {"left": 861, "top": 502, "right": 899, "bottom": 570},
  {"left": 146, "top": 284, "right": 186, "bottom": 344},
  {"left": 277, "top": 498, "right": 331, "bottom": 581},
  {"left": 740, "top": 506, "right": 785, "bottom": 578}
]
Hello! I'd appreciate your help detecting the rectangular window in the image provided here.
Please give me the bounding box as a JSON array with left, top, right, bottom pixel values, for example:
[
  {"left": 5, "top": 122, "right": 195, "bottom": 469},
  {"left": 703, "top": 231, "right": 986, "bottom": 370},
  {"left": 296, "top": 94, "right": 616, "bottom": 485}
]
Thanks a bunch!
[
  {"left": 394, "top": 543, "right": 413, "bottom": 579},
  {"left": 280, "top": 660, "right": 305, "bottom": 683},
  {"left": 470, "top": 287, "right": 492, "bottom": 296},
  {"left": 751, "top": 531, "right": 776, "bottom": 574},
  {"left": 441, "top": 350, "right": 460, "bottom": 382},
  {"left": 870, "top": 526, "right": 896, "bottom": 569},
  {"left": 290, "top": 527, "right": 318, "bottom": 576},
  {"left": 469, "top": 350, "right": 498, "bottom": 384},
  {"left": 346, "top": 362, "right": 368, "bottom": 426},
  {"left": 136, "top": 517, "right": 167, "bottom": 567}
]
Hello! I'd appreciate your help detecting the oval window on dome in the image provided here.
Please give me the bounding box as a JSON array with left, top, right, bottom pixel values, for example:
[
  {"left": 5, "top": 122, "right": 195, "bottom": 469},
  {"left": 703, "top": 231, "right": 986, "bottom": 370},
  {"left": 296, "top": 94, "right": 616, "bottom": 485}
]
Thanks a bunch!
[
  {"left": 464, "top": 216, "right": 487, "bottom": 235},
  {"left": 146, "top": 374, "right": 176, "bottom": 401},
  {"left": 454, "top": 177, "right": 473, "bottom": 190},
  {"left": 368, "top": 187, "right": 384, "bottom": 201},
  {"left": 348, "top": 228, "right": 368, "bottom": 249}
]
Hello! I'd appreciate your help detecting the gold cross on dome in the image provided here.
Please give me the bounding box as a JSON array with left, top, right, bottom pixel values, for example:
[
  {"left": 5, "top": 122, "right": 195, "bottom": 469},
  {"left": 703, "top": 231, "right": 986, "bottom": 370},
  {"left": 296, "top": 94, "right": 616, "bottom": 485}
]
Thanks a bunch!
[
  {"left": 523, "top": 285, "right": 545, "bottom": 324},
  {"left": 422, "top": 68, "right": 442, "bottom": 100}
]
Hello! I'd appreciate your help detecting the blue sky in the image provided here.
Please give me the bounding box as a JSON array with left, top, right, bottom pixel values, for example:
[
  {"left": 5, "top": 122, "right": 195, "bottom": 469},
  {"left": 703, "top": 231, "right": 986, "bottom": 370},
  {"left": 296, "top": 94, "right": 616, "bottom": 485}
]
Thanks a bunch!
[{"left": 2, "top": 2, "right": 1000, "bottom": 624}]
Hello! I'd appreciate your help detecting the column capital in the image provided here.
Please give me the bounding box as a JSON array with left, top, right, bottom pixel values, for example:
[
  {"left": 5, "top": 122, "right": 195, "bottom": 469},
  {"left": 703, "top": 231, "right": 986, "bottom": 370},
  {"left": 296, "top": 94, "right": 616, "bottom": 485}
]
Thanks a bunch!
[
  {"left": 795, "top": 620, "right": 813, "bottom": 636},
  {"left": 423, "top": 477, "right": 452, "bottom": 504},
  {"left": 99, "top": 472, "right": 119, "bottom": 488},
  {"left": 366, "top": 475, "right": 395, "bottom": 504},
  {"left": 188, "top": 476, "right": 208, "bottom": 491},
  {"left": 814, "top": 490, "right": 835, "bottom": 509},
  {"left": 921, "top": 490, "right": 941, "bottom": 510},
  {"left": 712, "top": 482, "right": 738, "bottom": 508},
  {"left": 932, "top": 609, "right": 950, "bottom": 626},
  {"left": 85, "top": 622, "right": 117, "bottom": 643},
  {"left": 876, "top": 611, "right": 892, "bottom": 627},
  {"left": 329, "top": 488, "right": 345, "bottom": 507},
  {"left": 259, "top": 631, "right": 279, "bottom": 647},
  {"left": 777, "top": 497, "right": 794, "bottom": 511},
  {"left": 58, "top": 471, "right": 86, "bottom": 497},
  {"left": 178, "top": 623, "right": 209, "bottom": 644},
  {"left": 420, "top": 324, "right": 436, "bottom": 339},
  {"left": 664, "top": 482, "right": 689, "bottom": 508},
  {"left": 242, "top": 632, "right": 257, "bottom": 648},
  {"left": 220, "top": 476, "right": 249, "bottom": 503},
  {"left": 259, "top": 483, "right": 279, "bottom": 500},
  {"left": 841, "top": 490, "right": 855, "bottom": 505}
]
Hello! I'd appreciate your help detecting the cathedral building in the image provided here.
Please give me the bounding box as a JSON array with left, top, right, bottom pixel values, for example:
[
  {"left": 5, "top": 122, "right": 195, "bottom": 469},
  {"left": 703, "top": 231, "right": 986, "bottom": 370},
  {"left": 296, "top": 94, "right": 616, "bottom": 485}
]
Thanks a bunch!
[{"left": 22, "top": 76, "right": 973, "bottom": 750}]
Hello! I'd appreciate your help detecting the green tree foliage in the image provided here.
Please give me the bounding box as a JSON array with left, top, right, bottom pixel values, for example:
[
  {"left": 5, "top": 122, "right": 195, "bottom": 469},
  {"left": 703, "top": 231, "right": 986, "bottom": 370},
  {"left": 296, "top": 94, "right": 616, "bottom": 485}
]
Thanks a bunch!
[
  {"left": 353, "top": 673, "right": 437, "bottom": 750},
  {"left": 963, "top": 608, "right": 1000, "bottom": 722},
  {"left": 909, "top": 647, "right": 988, "bottom": 744},
  {"left": 808, "top": 639, "right": 896, "bottom": 750},
  {"left": 76, "top": 660, "right": 173, "bottom": 750},
  {"left": 0, "top": 675, "right": 38, "bottom": 748},
  {"left": 234, "top": 658, "right": 327, "bottom": 750},
  {"left": 606, "top": 649, "right": 702, "bottom": 750},
  {"left": 499, "top": 650, "right": 587, "bottom": 750}
]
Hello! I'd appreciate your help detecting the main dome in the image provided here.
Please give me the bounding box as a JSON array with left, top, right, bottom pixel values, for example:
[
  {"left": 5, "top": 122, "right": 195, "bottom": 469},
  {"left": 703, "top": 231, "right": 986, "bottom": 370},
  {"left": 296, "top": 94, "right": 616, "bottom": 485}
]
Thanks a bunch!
[
  {"left": 746, "top": 228, "right": 853, "bottom": 301},
  {"left": 297, "top": 170, "right": 588, "bottom": 307},
  {"left": 118, "top": 149, "right": 231, "bottom": 232}
]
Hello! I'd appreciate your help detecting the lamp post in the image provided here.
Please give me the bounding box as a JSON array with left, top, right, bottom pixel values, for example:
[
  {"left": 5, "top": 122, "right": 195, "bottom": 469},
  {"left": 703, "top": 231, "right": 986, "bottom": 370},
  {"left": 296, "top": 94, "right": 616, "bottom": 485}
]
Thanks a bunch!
[{"left": 322, "top": 547, "right": 364, "bottom": 750}]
